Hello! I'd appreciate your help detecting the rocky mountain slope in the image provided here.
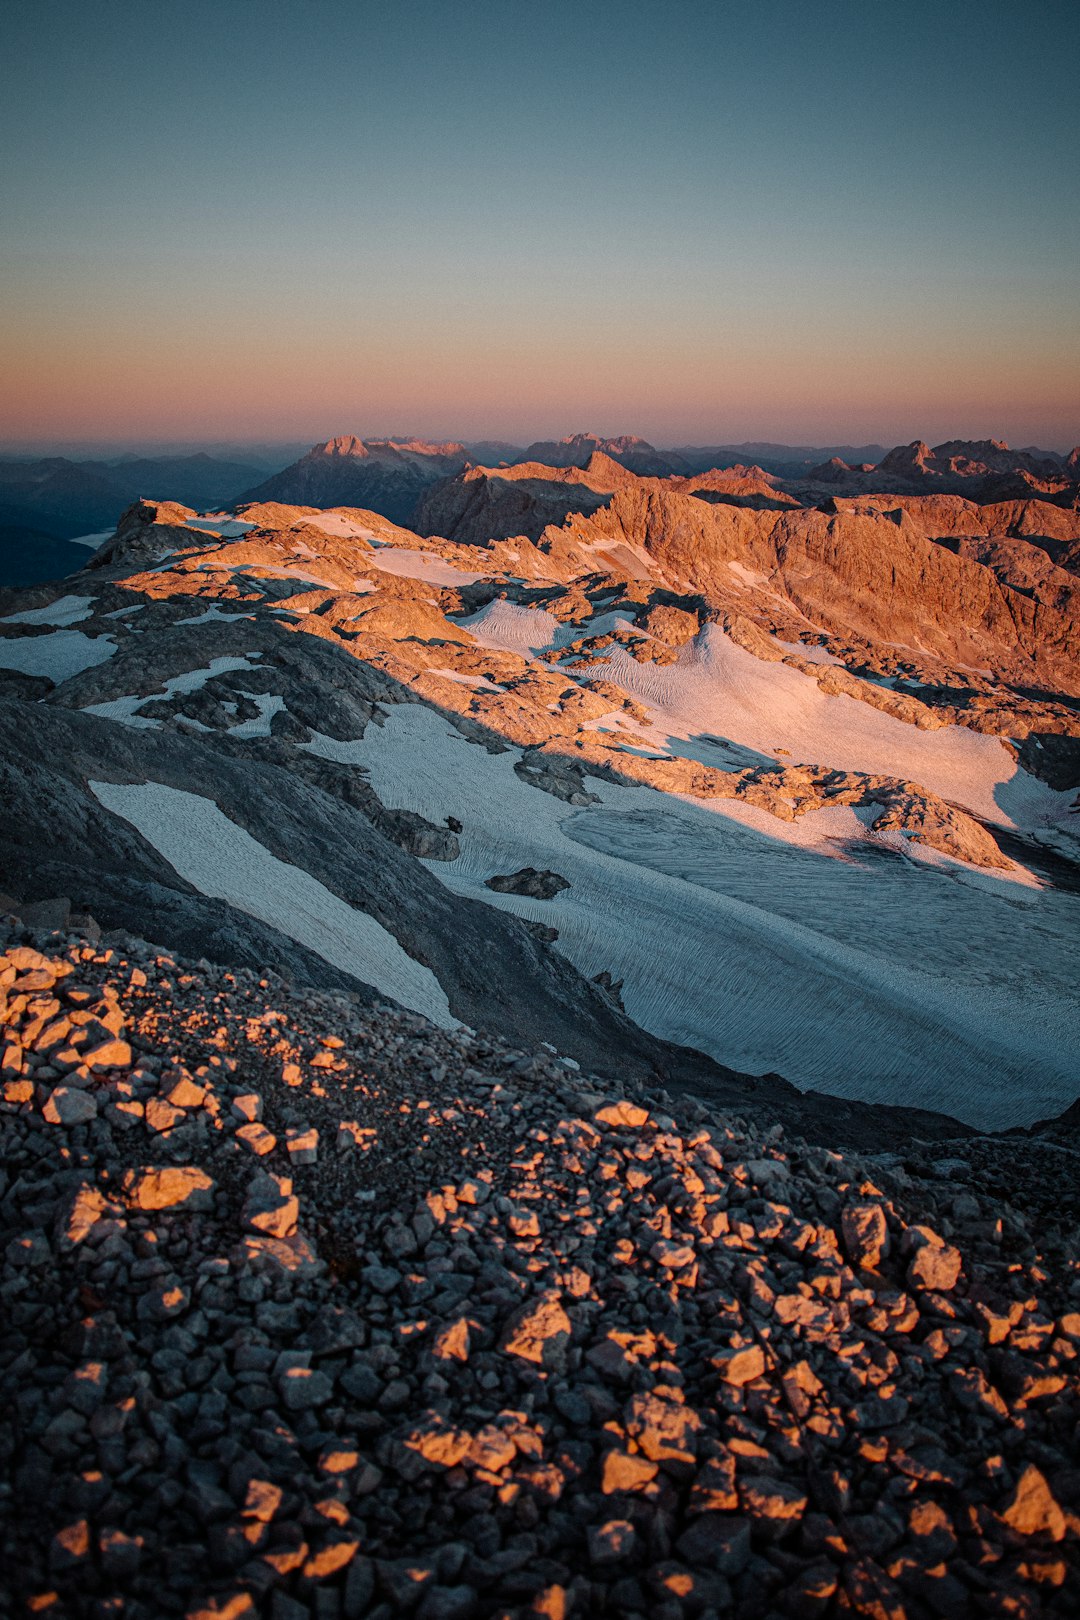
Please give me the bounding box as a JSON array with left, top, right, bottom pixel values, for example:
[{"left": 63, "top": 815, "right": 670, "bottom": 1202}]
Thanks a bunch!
[
  {"left": 1, "top": 922, "right": 1078, "bottom": 1619},
  {"left": 1, "top": 487, "right": 1077, "bottom": 1134}
]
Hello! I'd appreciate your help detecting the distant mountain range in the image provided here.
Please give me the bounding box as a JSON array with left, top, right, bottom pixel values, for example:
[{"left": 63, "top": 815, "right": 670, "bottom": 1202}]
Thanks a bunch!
[
  {"left": 240, "top": 433, "right": 1080, "bottom": 534},
  {"left": 4, "top": 432, "right": 1078, "bottom": 587},
  {"left": 0, "top": 452, "right": 265, "bottom": 539}
]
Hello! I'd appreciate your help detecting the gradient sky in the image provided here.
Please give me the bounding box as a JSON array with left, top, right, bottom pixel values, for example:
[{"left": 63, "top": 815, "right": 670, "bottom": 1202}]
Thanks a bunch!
[{"left": 2, "top": 0, "right": 1078, "bottom": 450}]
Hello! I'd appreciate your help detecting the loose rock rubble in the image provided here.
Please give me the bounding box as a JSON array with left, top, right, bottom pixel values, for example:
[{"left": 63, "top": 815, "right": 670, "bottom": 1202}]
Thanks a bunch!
[{"left": 2, "top": 923, "right": 1078, "bottom": 1618}]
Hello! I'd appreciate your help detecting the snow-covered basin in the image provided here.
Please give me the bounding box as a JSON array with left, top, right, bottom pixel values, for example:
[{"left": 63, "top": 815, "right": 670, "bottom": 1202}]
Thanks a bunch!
[
  {"left": 337, "top": 703, "right": 1080, "bottom": 1130},
  {"left": 454, "top": 599, "right": 633, "bottom": 658},
  {"left": 460, "top": 609, "right": 1065, "bottom": 832},
  {"left": 89, "top": 781, "right": 456, "bottom": 1029}
]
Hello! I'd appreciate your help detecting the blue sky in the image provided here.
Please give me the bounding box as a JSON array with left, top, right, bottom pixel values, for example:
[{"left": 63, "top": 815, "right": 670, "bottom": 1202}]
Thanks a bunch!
[{"left": 2, "top": 0, "right": 1077, "bottom": 447}]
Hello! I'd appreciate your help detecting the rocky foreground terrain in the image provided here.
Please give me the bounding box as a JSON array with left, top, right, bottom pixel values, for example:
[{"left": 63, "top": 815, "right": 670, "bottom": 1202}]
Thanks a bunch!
[{"left": 2, "top": 916, "right": 1079, "bottom": 1619}]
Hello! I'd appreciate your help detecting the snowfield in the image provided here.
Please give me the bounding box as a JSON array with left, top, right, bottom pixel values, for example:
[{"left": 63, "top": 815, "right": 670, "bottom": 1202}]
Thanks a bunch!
[
  {"left": 0, "top": 627, "right": 117, "bottom": 681},
  {"left": 1, "top": 594, "right": 96, "bottom": 627},
  {"left": 88, "top": 780, "right": 458, "bottom": 1029},
  {"left": 350, "top": 703, "right": 1080, "bottom": 1130},
  {"left": 596, "top": 627, "right": 1058, "bottom": 829}
]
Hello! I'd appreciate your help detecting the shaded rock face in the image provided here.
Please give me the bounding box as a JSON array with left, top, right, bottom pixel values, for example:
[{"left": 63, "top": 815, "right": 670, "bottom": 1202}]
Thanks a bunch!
[
  {"left": 236, "top": 437, "right": 471, "bottom": 527},
  {"left": 517, "top": 433, "right": 688, "bottom": 476},
  {"left": 0, "top": 697, "right": 724, "bottom": 1093},
  {"left": 1, "top": 927, "right": 1079, "bottom": 1620},
  {"left": 486, "top": 868, "right": 571, "bottom": 900}
]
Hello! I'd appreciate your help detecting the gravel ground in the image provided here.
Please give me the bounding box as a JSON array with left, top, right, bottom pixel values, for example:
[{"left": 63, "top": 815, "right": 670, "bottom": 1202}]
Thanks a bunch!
[{"left": 1, "top": 920, "right": 1078, "bottom": 1619}]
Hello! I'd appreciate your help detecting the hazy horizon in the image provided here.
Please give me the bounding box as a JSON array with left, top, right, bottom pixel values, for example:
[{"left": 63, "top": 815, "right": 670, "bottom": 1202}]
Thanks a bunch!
[
  {"left": 1, "top": 426, "right": 1078, "bottom": 461},
  {"left": 2, "top": 0, "right": 1077, "bottom": 448}
]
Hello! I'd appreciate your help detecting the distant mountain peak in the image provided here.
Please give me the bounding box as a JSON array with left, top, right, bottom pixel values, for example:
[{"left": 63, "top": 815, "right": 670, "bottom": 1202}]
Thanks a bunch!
[{"left": 309, "top": 435, "right": 468, "bottom": 461}]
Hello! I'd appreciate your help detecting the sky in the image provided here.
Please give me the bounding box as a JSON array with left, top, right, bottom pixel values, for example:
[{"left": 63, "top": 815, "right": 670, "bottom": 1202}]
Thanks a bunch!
[{"left": 2, "top": 0, "right": 1078, "bottom": 451}]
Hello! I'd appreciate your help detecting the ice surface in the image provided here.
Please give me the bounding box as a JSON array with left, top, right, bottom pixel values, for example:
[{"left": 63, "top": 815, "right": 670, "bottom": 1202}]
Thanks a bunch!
[
  {"left": 351, "top": 703, "right": 1080, "bottom": 1130},
  {"left": 89, "top": 780, "right": 457, "bottom": 1028},
  {"left": 1, "top": 594, "right": 96, "bottom": 627},
  {"left": 0, "top": 628, "right": 116, "bottom": 681}
]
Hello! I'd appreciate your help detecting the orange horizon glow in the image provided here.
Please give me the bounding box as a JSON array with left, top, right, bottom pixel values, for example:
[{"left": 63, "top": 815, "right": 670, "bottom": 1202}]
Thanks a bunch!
[{"left": 3, "top": 1, "right": 1077, "bottom": 453}]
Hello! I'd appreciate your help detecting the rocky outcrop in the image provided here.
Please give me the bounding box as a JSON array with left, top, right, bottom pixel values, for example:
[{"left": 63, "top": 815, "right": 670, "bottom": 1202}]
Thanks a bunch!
[
  {"left": 486, "top": 867, "right": 571, "bottom": 899},
  {"left": 547, "top": 484, "right": 1080, "bottom": 699},
  {"left": 86, "top": 498, "right": 202, "bottom": 571}
]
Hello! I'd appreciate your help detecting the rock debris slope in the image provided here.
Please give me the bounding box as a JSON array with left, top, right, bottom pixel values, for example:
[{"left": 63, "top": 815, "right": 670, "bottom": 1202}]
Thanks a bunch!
[
  {"left": 0, "top": 489, "right": 1078, "bottom": 1129},
  {"left": 1, "top": 924, "right": 1078, "bottom": 1619}
]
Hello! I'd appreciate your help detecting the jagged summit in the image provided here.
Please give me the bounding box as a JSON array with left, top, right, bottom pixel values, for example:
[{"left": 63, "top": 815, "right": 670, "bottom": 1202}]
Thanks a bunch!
[
  {"left": 236, "top": 438, "right": 472, "bottom": 527},
  {"left": 520, "top": 433, "right": 685, "bottom": 476},
  {"left": 314, "top": 434, "right": 469, "bottom": 460}
]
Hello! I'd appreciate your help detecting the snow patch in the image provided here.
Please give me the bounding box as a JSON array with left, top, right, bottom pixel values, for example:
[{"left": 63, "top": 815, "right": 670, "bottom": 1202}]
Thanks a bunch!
[
  {"left": 1, "top": 594, "right": 95, "bottom": 627},
  {"left": 175, "top": 604, "right": 257, "bottom": 625},
  {"left": 88, "top": 781, "right": 457, "bottom": 1027},
  {"left": 453, "top": 599, "right": 563, "bottom": 656},
  {"left": 186, "top": 516, "right": 255, "bottom": 537},
  {"left": 369, "top": 549, "right": 484, "bottom": 586},
  {"left": 775, "top": 637, "right": 843, "bottom": 666},
  {"left": 593, "top": 626, "right": 1067, "bottom": 832},
  {"left": 68, "top": 530, "right": 115, "bottom": 549},
  {"left": 227, "top": 693, "right": 286, "bottom": 737},
  {"left": 0, "top": 629, "right": 116, "bottom": 681},
  {"left": 428, "top": 667, "right": 507, "bottom": 693},
  {"left": 293, "top": 512, "right": 378, "bottom": 540},
  {"left": 81, "top": 655, "right": 261, "bottom": 728}
]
